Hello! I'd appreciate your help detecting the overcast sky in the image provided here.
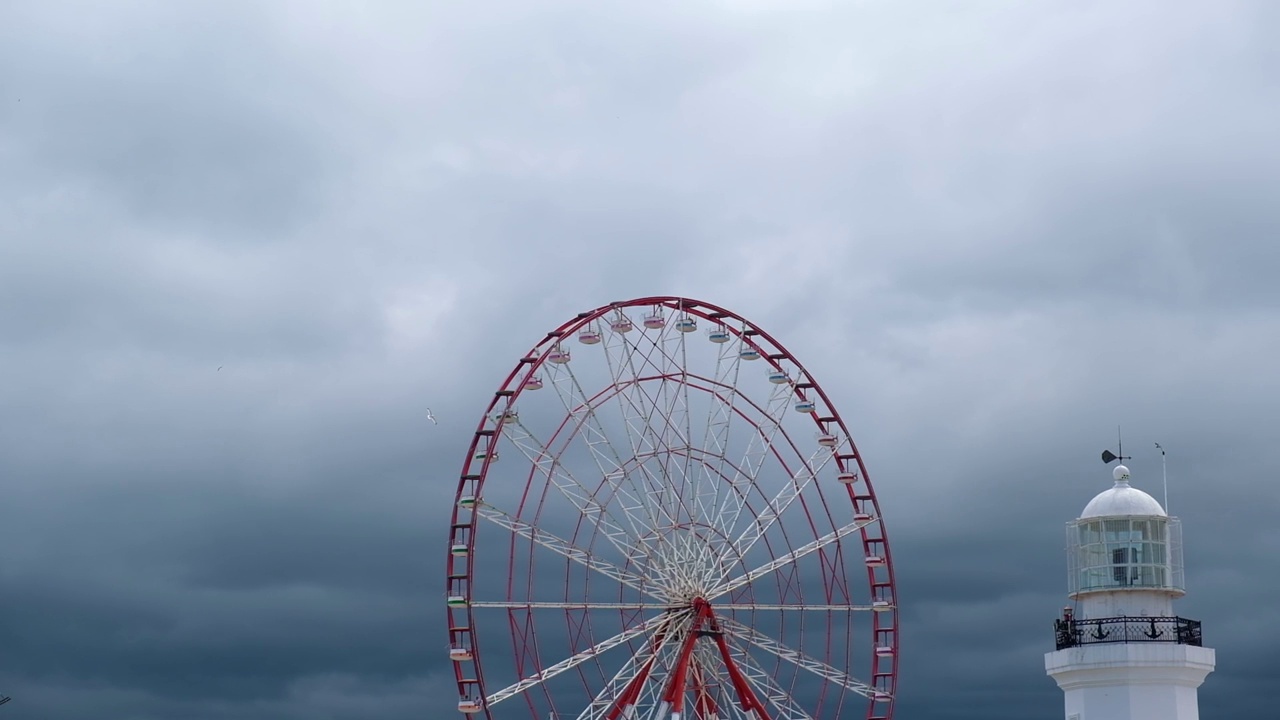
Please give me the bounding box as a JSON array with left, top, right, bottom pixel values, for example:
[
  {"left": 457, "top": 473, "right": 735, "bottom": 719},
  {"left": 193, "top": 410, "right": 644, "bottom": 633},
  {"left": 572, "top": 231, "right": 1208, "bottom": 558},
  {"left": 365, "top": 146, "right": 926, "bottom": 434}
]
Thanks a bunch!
[{"left": 2, "top": 0, "right": 1279, "bottom": 718}]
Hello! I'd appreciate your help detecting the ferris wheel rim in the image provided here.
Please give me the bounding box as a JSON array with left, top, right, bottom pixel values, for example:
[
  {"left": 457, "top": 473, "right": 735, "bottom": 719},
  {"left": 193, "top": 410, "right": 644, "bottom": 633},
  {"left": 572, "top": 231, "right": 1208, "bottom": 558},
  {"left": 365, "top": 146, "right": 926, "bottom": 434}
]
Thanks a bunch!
[{"left": 446, "top": 296, "right": 899, "bottom": 720}]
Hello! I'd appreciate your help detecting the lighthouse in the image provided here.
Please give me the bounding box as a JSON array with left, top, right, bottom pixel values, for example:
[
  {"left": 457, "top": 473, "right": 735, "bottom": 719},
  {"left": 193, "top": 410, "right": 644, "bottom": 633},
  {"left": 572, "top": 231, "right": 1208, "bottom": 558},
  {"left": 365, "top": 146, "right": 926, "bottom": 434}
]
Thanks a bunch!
[{"left": 1044, "top": 463, "right": 1215, "bottom": 720}]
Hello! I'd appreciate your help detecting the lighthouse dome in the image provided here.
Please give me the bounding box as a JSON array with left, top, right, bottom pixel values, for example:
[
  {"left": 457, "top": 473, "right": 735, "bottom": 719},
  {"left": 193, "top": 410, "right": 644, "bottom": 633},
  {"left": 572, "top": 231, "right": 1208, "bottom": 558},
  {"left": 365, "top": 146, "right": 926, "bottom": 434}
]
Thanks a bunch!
[{"left": 1080, "top": 464, "right": 1166, "bottom": 518}]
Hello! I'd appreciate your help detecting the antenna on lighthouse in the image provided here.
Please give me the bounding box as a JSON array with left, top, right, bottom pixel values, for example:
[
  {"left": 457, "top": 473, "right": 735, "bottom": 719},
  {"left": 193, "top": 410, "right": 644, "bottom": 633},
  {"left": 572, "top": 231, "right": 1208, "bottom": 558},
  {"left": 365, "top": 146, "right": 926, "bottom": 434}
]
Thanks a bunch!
[{"left": 1155, "top": 442, "right": 1169, "bottom": 513}]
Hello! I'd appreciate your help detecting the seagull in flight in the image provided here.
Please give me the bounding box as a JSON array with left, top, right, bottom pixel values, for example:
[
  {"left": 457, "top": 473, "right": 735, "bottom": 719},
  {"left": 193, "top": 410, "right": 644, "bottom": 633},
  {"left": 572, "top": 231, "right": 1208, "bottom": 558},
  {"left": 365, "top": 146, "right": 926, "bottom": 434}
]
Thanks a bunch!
[{"left": 426, "top": 408, "right": 438, "bottom": 425}]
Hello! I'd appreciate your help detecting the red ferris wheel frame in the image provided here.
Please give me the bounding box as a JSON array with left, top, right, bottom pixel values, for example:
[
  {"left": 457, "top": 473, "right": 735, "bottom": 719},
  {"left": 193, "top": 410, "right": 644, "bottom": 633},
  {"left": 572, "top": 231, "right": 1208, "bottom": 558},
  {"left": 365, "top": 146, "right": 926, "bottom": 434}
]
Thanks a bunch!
[{"left": 445, "top": 296, "right": 899, "bottom": 720}]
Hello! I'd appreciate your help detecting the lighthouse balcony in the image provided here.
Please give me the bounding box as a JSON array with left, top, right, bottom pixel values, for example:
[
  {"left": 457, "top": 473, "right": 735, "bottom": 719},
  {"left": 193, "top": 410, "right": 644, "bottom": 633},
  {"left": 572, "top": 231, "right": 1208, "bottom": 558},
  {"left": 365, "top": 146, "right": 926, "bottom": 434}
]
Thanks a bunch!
[{"left": 1053, "top": 614, "right": 1203, "bottom": 651}]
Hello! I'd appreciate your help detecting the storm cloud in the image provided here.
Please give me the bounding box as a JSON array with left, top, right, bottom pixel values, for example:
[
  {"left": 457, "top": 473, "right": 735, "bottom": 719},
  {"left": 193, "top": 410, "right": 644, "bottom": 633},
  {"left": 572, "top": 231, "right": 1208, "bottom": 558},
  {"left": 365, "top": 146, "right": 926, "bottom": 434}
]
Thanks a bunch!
[{"left": 2, "top": 0, "right": 1278, "bottom": 718}]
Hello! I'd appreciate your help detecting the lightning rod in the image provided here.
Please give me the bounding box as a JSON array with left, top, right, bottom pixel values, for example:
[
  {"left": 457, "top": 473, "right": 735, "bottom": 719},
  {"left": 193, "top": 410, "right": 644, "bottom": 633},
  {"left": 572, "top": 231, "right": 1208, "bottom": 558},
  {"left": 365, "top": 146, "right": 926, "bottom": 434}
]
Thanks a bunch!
[{"left": 1155, "top": 442, "right": 1168, "bottom": 513}]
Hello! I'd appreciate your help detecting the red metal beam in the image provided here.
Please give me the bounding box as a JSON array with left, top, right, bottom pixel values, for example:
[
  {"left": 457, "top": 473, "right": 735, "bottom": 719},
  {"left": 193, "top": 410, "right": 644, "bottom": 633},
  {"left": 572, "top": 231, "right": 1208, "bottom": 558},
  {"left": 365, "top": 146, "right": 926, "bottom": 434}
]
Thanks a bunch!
[{"left": 708, "top": 614, "right": 771, "bottom": 720}]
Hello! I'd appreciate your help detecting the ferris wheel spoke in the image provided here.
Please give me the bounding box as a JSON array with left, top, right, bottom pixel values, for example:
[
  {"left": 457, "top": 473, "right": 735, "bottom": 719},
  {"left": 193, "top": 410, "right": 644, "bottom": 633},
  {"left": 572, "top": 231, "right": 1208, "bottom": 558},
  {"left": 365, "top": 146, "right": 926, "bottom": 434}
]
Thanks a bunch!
[
  {"left": 545, "top": 352, "right": 679, "bottom": 558},
  {"left": 587, "top": 373, "right": 719, "bottom": 600},
  {"left": 699, "top": 325, "right": 743, "bottom": 450},
  {"left": 598, "top": 329, "right": 667, "bottom": 459},
  {"left": 617, "top": 379, "right": 693, "bottom": 533},
  {"left": 615, "top": 324, "right": 683, "bottom": 456},
  {"left": 720, "top": 638, "right": 817, "bottom": 720},
  {"left": 502, "top": 416, "right": 651, "bottom": 561},
  {"left": 602, "top": 331, "right": 699, "bottom": 534},
  {"left": 706, "top": 517, "right": 873, "bottom": 601},
  {"left": 712, "top": 382, "right": 795, "bottom": 547},
  {"left": 470, "top": 601, "right": 671, "bottom": 610},
  {"left": 473, "top": 501, "right": 657, "bottom": 597},
  {"left": 722, "top": 446, "right": 834, "bottom": 578},
  {"left": 485, "top": 609, "right": 688, "bottom": 708},
  {"left": 661, "top": 376, "right": 703, "bottom": 534},
  {"left": 628, "top": 315, "right": 699, "bottom": 493},
  {"left": 716, "top": 603, "right": 884, "bottom": 612},
  {"left": 668, "top": 372, "right": 787, "bottom": 549},
  {"left": 695, "top": 330, "right": 750, "bottom": 549},
  {"left": 629, "top": 323, "right": 719, "bottom": 539},
  {"left": 693, "top": 386, "right": 736, "bottom": 530},
  {"left": 673, "top": 328, "right": 699, "bottom": 531},
  {"left": 718, "top": 617, "right": 879, "bottom": 700}
]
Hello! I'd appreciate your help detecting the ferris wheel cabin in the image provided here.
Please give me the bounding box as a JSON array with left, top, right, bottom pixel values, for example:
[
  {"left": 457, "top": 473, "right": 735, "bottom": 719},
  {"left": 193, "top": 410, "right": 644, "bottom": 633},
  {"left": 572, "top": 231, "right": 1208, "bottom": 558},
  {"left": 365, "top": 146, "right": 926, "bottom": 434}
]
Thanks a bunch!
[{"left": 610, "top": 314, "right": 633, "bottom": 333}]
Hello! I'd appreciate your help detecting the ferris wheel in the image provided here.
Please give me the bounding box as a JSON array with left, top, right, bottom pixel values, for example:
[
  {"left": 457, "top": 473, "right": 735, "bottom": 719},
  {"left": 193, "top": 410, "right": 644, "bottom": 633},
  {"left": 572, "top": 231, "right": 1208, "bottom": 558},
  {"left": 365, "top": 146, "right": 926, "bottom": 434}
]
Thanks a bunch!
[{"left": 445, "top": 296, "right": 898, "bottom": 720}]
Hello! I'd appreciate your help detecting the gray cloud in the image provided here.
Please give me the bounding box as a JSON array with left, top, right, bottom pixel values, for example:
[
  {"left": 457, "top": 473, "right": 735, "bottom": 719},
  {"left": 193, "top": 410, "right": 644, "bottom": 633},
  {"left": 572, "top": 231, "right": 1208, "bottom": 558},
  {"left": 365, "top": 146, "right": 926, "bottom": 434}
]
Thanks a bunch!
[{"left": 3, "top": 0, "right": 1279, "bottom": 718}]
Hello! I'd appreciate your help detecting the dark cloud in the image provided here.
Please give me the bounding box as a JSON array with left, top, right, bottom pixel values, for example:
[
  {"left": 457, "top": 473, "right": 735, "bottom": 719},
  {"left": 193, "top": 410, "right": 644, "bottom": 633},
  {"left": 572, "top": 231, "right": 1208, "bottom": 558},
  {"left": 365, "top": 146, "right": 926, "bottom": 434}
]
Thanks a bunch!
[{"left": 2, "top": 0, "right": 1278, "bottom": 718}]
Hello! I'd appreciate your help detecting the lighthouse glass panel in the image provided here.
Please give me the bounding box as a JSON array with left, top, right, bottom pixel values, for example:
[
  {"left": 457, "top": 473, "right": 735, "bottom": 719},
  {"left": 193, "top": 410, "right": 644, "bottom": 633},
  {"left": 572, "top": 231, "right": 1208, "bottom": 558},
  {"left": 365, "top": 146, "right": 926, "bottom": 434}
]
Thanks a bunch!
[{"left": 1067, "top": 516, "right": 1185, "bottom": 596}]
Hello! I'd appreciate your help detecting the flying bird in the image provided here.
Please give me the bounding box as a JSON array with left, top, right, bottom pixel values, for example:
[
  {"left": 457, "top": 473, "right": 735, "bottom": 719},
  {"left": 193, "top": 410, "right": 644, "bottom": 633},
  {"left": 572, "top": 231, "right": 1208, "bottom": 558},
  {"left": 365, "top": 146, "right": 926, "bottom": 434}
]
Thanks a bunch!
[
  {"left": 218, "top": 366, "right": 223, "bottom": 371},
  {"left": 427, "top": 408, "right": 438, "bottom": 425}
]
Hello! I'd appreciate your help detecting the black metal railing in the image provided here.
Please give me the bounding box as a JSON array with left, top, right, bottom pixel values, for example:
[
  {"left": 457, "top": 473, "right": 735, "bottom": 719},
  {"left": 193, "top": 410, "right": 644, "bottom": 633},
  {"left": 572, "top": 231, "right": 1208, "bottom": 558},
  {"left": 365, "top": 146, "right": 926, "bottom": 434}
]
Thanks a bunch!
[{"left": 1054, "top": 615, "right": 1202, "bottom": 650}]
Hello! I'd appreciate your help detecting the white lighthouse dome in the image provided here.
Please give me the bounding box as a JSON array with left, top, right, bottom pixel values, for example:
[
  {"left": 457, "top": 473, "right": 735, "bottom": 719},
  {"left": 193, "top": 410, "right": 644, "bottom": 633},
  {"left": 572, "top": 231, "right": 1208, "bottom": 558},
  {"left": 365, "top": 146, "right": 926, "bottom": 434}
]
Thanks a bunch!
[{"left": 1080, "top": 464, "right": 1166, "bottom": 518}]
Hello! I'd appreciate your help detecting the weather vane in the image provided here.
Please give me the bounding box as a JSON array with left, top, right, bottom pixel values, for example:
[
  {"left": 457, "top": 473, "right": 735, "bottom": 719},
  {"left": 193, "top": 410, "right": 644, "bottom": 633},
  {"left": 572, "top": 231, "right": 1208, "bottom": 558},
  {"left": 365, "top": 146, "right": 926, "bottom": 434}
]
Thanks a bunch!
[{"left": 1100, "top": 426, "right": 1130, "bottom": 465}]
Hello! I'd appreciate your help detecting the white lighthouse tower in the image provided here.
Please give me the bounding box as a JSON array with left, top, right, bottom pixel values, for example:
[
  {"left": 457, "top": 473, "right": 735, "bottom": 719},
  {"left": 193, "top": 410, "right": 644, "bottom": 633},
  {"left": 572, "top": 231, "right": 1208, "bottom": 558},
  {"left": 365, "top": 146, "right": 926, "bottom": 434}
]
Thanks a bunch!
[{"left": 1045, "top": 463, "right": 1215, "bottom": 720}]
